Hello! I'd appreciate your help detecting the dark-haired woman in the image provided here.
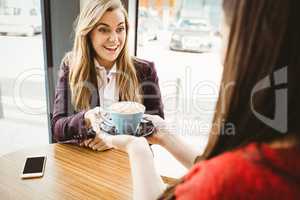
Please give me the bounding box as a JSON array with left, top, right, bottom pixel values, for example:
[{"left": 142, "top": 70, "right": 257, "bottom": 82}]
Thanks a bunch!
[{"left": 100, "top": 0, "right": 300, "bottom": 199}]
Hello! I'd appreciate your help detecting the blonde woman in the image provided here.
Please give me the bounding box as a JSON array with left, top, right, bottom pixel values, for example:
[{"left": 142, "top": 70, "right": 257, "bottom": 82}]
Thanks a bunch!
[{"left": 51, "top": 0, "right": 164, "bottom": 150}]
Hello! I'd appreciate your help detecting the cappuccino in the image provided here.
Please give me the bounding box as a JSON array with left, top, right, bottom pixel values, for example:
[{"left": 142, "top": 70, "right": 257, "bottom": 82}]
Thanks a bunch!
[
  {"left": 109, "top": 101, "right": 145, "bottom": 114},
  {"left": 99, "top": 101, "right": 145, "bottom": 135}
]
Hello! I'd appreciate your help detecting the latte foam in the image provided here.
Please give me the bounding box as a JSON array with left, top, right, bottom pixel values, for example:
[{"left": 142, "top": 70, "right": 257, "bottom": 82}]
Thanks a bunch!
[{"left": 109, "top": 101, "right": 145, "bottom": 114}]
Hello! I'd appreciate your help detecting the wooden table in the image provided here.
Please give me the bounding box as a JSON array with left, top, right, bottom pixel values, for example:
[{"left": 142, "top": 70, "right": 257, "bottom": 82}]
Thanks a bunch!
[
  {"left": 0, "top": 144, "right": 177, "bottom": 200},
  {"left": 0, "top": 144, "right": 133, "bottom": 200}
]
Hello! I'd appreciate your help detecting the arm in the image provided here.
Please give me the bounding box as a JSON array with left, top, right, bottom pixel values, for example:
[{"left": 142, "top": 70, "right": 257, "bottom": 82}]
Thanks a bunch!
[
  {"left": 144, "top": 115, "right": 199, "bottom": 169},
  {"left": 102, "top": 135, "right": 166, "bottom": 200},
  {"left": 127, "top": 138, "right": 166, "bottom": 200},
  {"left": 51, "top": 58, "right": 88, "bottom": 142},
  {"left": 159, "top": 134, "right": 199, "bottom": 169},
  {"left": 52, "top": 57, "right": 110, "bottom": 151}
]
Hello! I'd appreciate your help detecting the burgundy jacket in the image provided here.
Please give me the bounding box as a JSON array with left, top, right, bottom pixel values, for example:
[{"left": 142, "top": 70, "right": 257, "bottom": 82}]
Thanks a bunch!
[{"left": 51, "top": 57, "right": 164, "bottom": 142}]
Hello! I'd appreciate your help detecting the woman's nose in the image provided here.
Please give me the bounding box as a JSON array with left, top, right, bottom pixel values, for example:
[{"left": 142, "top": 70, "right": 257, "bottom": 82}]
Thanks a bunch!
[{"left": 108, "top": 31, "right": 118, "bottom": 43}]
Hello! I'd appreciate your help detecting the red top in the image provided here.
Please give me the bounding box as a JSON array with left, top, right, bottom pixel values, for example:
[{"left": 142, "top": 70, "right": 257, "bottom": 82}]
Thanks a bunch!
[{"left": 175, "top": 143, "right": 300, "bottom": 200}]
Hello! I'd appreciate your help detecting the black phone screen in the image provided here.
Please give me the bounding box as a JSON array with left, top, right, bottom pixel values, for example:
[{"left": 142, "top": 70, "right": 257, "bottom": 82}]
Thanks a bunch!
[{"left": 23, "top": 156, "right": 45, "bottom": 174}]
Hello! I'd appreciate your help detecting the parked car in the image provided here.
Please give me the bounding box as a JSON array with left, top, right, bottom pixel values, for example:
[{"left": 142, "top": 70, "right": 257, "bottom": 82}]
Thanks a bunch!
[
  {"left": 169, "top": 18, "right": 213, "bottom": 53},
  {"left": 0, "top": 7, "right": 41, "bottom": 36},
  {"left": 138, "top": 8, "right": 162, "bottom": 46}
]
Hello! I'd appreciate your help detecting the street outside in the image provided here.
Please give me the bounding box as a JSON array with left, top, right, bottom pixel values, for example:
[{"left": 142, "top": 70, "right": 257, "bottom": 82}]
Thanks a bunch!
[
  {"left": 138, "top": 30, "right": 223, "bottom": 133},
  {"left": 0, "top": 31, "right": 223, "bottom": 177},
  {"left": 137, "top": 30, "right": 223, "bottom": 177}
]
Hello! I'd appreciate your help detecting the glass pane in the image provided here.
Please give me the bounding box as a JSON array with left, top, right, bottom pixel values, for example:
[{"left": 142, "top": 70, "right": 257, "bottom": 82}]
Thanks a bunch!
[
  {"left": 137, "top": 0, "right": 223, "bottom": 177},
  {"left": 0, "top": 0, "right": 48, "bottom": 156}
]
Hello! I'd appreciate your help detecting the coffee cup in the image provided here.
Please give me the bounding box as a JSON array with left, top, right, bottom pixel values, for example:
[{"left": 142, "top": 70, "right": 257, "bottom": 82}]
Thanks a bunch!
[{"left": 99, "top": 101, "right": 145, "bottom": 135}]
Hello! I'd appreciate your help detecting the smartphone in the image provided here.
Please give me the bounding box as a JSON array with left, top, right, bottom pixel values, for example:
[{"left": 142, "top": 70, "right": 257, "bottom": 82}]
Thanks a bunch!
[{"left": 21, "top": 156, "right": 46, "bottom": 179}]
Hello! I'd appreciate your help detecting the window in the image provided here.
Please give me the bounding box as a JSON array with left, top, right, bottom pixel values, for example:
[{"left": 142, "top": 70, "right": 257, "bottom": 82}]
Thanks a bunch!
[
  {"left": 0, "top": 0, "right": 48, "bottom": 156},
  {"left": 136, "top": 0, "right": 223, "bottom": 177}
]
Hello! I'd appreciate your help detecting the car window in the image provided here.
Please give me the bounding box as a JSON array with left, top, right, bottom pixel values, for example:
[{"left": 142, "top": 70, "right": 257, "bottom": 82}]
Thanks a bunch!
[{"left": 180, "top": 19, "right": 209, "bottom": 30}]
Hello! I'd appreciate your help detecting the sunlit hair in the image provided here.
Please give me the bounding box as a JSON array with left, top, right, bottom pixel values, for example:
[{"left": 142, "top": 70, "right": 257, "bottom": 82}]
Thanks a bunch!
[{"left": 68, "top": 0, "right": 141, "bottom": 111}]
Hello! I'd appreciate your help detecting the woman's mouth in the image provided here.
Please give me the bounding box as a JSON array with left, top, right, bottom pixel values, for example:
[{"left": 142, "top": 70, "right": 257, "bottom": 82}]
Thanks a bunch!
[{"left": 104, "top": 46, "right": 118, "bottom": 52}]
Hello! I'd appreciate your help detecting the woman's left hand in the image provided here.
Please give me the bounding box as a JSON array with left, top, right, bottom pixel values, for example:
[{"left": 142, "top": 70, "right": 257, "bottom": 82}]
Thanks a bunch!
[{"left": 80, "top": 134, "right": 112, "bottom": 151}]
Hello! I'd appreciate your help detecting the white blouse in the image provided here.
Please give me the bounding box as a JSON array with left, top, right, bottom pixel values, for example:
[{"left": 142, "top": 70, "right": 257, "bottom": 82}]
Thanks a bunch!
[{"left": 94, "top": 60, "right": 119, "bottom": 109}]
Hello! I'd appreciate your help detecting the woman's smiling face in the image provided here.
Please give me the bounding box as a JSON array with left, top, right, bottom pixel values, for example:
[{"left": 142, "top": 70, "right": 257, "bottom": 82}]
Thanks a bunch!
[{"left": 89, "top": 8, "right": 126, "bottom": 67}]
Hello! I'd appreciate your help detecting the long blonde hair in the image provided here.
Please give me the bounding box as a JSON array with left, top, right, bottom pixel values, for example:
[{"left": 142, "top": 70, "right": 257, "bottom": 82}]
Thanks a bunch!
[{"left": 69, "top": 0, "right": 141, "bottom": 111}]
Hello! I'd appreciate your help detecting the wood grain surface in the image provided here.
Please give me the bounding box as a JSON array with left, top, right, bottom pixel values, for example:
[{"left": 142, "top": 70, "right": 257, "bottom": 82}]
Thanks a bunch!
[
  {"left": 0, "top": 144, "right": 132, "bottom": 200},
  {"left": 0, "top": 144, "right": 178, "bottom": 200}
]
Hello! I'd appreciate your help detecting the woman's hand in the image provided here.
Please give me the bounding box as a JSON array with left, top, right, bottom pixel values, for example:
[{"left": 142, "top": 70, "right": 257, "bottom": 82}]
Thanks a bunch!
[
  {"left": 143, "top": 114, "right": 175, "bottom": 145},
  {"left": 79, "top": 134, "right": 112, "bottom": 151},
  {"left": 81, "top": 106, "right": 112, "bottom": 151},
  {"left": 81, "top": 133, "right": 148, "bottom": 153},
  {"left": 84, "top": 106, "right": 102, "bottom": 132}
]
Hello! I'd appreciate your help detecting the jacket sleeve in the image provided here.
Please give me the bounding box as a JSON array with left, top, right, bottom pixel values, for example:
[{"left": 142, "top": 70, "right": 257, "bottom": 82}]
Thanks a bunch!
[
  {"left": 51, "top": 59, "right": 88, "bottom": 142},
  {"left": 140, "top": 61, "right": 165, "bottom": 119}
]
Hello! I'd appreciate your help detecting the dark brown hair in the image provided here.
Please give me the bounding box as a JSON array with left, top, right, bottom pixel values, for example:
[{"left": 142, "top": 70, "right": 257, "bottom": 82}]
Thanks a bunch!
[
  {"left": 200, "top": 0, "right": 300, "bottom": 160},
  {"left": 159, "top": 0, "right": 300, "bottom": 199}
]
